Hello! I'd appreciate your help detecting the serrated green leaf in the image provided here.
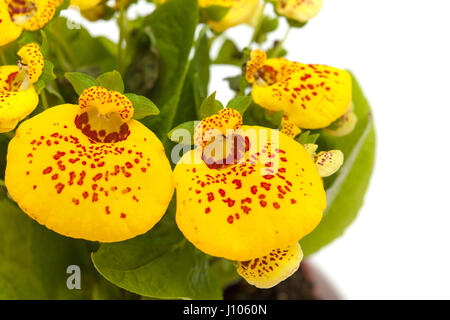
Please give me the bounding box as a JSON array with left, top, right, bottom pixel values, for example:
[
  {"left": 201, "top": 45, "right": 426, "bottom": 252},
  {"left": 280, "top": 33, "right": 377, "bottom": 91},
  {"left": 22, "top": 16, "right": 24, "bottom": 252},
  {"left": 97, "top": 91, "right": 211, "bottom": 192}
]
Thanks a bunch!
[
  {"left": 125, "top": 93, "right": 160, "bottom": 119},
  {"left": 64, "top": 72, "right": 99, "bottom": 96},
  {"left": 92, "top": 202, "right": 222, "bottom": 300},
  {"left": 34, "top": 60, "right": 56, "bottom": 93},
  {"left": 97, "top": 71, "right": 125, "bottom": 93},
  {"left": 301, "top": 74, "right": 376, "bottom": 256},
  {"left": 168, "top": 121, "right": 196, "bottom": 144},
  {"left": 199, "top": 92, "right": 223, "bottom": 119},
  {"left": 226, "top": 96, "right": 252, "bottom": 115}
]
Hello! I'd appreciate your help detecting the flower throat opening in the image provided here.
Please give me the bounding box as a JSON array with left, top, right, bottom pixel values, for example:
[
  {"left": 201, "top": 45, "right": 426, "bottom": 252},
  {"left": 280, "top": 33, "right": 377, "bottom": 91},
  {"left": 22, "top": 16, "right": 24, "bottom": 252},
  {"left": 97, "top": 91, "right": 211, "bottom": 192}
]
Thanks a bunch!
[
  {"left": 8, "top": 0, "right": 37, "bottom": 25},
  {"left": 76, "top": 87, "right": 134, "bottom": 144}
]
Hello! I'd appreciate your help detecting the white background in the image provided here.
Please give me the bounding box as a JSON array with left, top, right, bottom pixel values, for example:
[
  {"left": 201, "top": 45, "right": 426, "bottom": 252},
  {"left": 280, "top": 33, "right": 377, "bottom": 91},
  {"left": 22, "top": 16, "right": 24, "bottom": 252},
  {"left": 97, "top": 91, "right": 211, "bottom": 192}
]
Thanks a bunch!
[{"left": 64, "top": 0, "right": 450, "bottom": 299}]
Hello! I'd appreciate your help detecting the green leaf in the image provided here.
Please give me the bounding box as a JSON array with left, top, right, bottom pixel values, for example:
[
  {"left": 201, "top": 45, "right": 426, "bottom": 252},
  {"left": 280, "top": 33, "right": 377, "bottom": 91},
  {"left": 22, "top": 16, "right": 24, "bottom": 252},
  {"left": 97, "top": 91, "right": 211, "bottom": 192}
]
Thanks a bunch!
[
  {"left": 200, "top": 5, "right": 230, "bottom": 22},
  {"left": 243, "top": 103, "right": 284, "bottom": 129},
  {"left": 172, "top": 24, "right": 210, "bottom": 125},
  {"left": 199, "top": 92, "right": 223, "bottom": 119},
  {"left": 296, "top": 130, "right": 320, "bottom": 145},
  {"left": 224, "top": 74, "right": 241, "bottom": 92},
  {"left": 124, "top": 26, "right": 159, "bottom": 95},
  {"left": 210, "top": 259, "right": 239, "bottom": 289},
  {"left": 92, "top": 202, "right": 222, "bottom": 300},
  {"left": 141, "top": 0, "right": 199, "bottom": 142},
  {"left": 40, "top": 30, "right": 49, "bottom": 58},
  {"left": 301, "top": 74, "right": 376, "bottom": 256},
  {"left": 0, "top": 198, "right": 99, "bottom": 299},
  {"left": 47, "top": 17, "right": 116, "bottom": 73},
  {"left": 167, "top": 121, "right": 196, "bottom": 144},
  {"left": 64, "top": 72, "right": 99, "bottom": 96},
  {"left": 254, "top": 16, "right": 279, "bottom": 44},
  {"left": 226, "top": 96, "right": 252, "bottom": 115},
  {"left": 214, "top": 39, "right": 242, "bottom": 66},
  {"left": 97, "top": 70, "right": 125, "bottom": 93},
  {"left": 54, "top": 0, "right": 70, "bottom": 18},
  {"left": 34, "top": 60, "right": 56, "bottom": 93},
  {"left": 287, "top": 18, "right": 307, "bottom": 29},
  {"left": 125, "top": 93, "right": 160, "bottom": 119}
]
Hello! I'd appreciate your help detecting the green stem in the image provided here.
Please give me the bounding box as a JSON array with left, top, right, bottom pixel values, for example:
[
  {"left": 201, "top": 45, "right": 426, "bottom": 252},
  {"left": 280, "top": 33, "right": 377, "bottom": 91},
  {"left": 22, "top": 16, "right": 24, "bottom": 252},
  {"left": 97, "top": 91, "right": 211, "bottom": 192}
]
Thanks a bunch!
[
  {"left": 117, "top": 0, "right": 126, "bottom": 73},
  {"left": 0, "top": 49, "right": 7, "bottom": 65},
  {"left": 49, "top": 28, "right": 76, "bottom": 67},
  {"left": 0, "top": 179, "right": 5, "bottom": 187},
  {"left": 270, "top": 26, "right": 291, "bottom": 58},
  {"left": 248, "top": 2, "right": 267, "bottom": 47},
  {"left": 40, "top": 89, "right": 49, "bottom": 110}
]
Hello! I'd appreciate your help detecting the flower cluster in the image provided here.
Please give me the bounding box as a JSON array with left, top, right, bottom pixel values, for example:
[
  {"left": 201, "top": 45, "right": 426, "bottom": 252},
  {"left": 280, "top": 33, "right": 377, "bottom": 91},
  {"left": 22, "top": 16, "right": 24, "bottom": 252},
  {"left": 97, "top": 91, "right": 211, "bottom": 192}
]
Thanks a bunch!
[{"left": 0, "top": 0, "right": 363, "bottom": 294}]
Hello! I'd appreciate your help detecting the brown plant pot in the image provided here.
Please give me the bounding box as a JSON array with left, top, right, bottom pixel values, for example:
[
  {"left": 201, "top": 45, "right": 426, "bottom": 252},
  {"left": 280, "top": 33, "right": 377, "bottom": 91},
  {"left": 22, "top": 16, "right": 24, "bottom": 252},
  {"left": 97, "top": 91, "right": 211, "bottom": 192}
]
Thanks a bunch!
[{"left": 223, "top": 260, "right": 341, "bottom": 300}]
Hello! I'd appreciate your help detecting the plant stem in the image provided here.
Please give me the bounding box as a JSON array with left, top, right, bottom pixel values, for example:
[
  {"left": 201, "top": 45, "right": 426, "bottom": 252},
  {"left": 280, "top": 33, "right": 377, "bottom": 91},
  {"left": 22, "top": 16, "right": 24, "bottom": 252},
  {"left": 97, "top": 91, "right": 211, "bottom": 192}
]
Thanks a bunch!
[
  {"left": 248, "top": 2, "right": 267, "bottom": 47},
  {"left": 270, "top": 26, "right": 291, "bottom": 58},
  {"left": 0, "top": 49, "right": 7, "bottom": 65},
  {"left": 117, "top": 0, "right": 126, "bottom": 73},
  {"left": 0, "top": 179, "right": 5, "bottom": 187},
  {"left": 40, "top": 89, "right": 49, "bottom": 110}
]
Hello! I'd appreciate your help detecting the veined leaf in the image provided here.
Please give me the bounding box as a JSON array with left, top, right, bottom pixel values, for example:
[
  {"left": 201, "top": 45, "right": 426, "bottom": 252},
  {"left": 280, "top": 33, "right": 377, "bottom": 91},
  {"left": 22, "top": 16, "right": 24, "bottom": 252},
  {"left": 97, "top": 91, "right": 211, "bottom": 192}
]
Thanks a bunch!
[
  {"left": 226, "top": 96, "right": 252, "bottom": 115},
  {"left": 92, "top": 202, "right": 222, "bottom": 300},
  {"left": 97, "top": 71, "right": 125, "bottom": 93},
  {"left": 301, "top": 74, "right": 376, "bottom": 256},
  {"left": 0, "top": 198, "right": 100, "bottom": 299},
  {"left": 141, "top": 0, "right": 199, "bottom": 143},
  {"left": 64, "top": 72, "right": 99, "bottom": 96},
  {"left": 125, "top": 93, "right": 160, "bottom": 119},
  {"left": 199, "top": 92, "right": 223, "bottom": 119}
]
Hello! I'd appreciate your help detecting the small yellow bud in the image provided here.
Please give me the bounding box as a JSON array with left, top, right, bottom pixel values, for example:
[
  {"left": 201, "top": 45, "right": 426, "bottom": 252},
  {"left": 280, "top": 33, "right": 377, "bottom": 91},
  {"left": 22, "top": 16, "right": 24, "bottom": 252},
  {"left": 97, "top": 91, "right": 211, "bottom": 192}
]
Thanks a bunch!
[{"left": 315, "top": 150, "right": 344, "bottom": 177}]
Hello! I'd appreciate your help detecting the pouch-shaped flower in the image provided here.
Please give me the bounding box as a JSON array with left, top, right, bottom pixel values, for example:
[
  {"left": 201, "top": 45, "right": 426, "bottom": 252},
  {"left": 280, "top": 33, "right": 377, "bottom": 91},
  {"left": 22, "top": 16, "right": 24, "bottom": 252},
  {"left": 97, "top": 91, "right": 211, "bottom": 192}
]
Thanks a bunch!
[
  {"left": 0, "top": 0, "right": 62, "bottom": 46},
  {"left": 174, "top": 108, "right": 326, "bottom": 262},
  {"left": 5, "top": 86, "right": 174, "bottom": 242},
  {"left": 246, "top": 49, "right": 352, "bottom": 129},
  {"left": 70, "top": 0, "right": 102, "bottom": 10},
  {"left": 276, "top": 0, "right": 323, "bottom": 23},
  {"left": 200, "top": 0, "right": 261, "bottom": 32},
  {"left": 0, "top": 43, "right": 44, "bottom": 133}
]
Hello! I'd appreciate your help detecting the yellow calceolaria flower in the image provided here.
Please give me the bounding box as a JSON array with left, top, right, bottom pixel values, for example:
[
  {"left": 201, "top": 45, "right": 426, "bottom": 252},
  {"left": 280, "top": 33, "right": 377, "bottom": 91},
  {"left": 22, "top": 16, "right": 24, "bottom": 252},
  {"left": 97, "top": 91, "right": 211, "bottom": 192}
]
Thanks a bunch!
[
  {"left": 5, "top": 86, "right": 174, "bottom": 242},
  {"left": 315, "top": 150, "right": 344, "bottom": 177},
  {"left": 246, "top": 49, "right": 352, "bottom": 130},
  {"left": 155, "top": 0, "right": 260, "bottom": 32},
  {"left": 324, "top": 102, "right": 358, "bottom": 137},
  {"left": 174, "top": 108, "right": 326, "bottom": 288},
  {"left": 276, "top": 0, "right": 322, "bottom": 24},
  {"left": 237, "top": 242, "right": 303, "bottom": 288},
  {"left": 0, "top": 43, "right": 43, "bottom": 133},
  {"left": 70, "top": 0, "right": 102, "bottom": 10},
  {"left": 0, "top": 0, "right": 62, "bottom": 46},
  {"left": 157, "top": 0, "right": 260, "bottom": 32},
  {"left": 200, "top": 0, "right": 261, "bottom": 32}
]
